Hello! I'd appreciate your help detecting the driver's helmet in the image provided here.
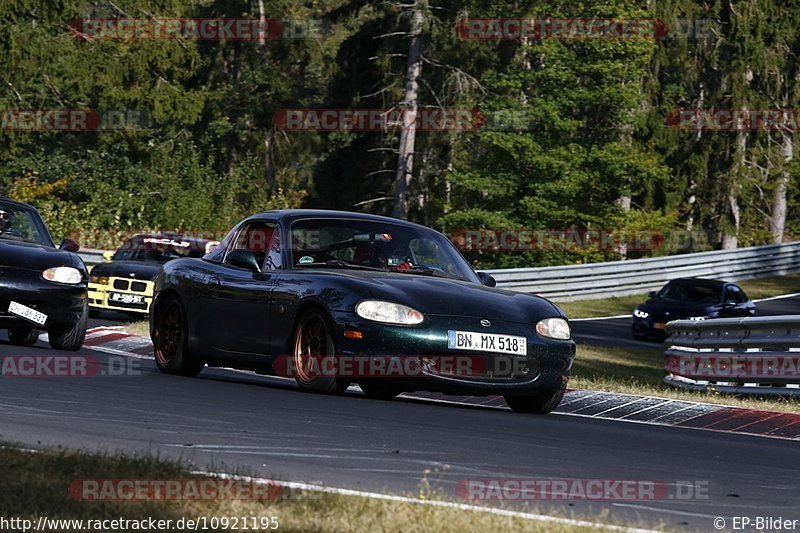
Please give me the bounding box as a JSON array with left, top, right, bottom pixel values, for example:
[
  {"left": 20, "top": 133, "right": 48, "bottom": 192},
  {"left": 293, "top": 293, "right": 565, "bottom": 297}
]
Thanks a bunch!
[{"left": 0, "top": 208, "right": 9, "bottom": 233}]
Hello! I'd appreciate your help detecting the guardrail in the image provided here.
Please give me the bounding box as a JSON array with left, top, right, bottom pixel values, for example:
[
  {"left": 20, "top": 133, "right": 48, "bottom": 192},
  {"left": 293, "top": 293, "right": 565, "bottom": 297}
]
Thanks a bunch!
[
  {"left": 487, "top": 242, "right": 800, "bottom": 301},
  {"left": 79, "top": 241, "right": 800, "bottom": 301},
  {"left": 663, "top": 316, "right": 800, "bottom": 396}
]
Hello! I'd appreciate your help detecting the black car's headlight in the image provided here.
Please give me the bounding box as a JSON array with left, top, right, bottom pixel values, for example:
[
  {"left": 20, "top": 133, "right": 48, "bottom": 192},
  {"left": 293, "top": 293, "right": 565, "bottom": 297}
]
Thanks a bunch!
[
  {"left": 633, "top": 308, "right": 649, "bottom": 318},
  {"left": 536, "top": 317, "right": 571, "bottom": 340},
  {"left": 355, "top": 300, "right": 424, "bottom": 325},
  {"left": 43, "top": 266, "right": 83, "bottom": 285}
]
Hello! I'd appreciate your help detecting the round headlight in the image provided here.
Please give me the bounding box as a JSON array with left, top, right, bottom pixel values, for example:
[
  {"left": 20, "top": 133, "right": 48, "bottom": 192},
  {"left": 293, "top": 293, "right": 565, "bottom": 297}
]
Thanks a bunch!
[
  {"left": 535, "top": 317, "right": 571, "bottom": 340},
  {"left": 355, "top": 300, "right": 424, "bottom": 325},
  {"left": 43, "top": 266, "right": 83, "bottom": 285}
]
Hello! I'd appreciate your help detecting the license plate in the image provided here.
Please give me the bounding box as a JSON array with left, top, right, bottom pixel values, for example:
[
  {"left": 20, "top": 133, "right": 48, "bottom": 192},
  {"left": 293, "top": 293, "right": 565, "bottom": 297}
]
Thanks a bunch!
[
  {"left": 8, "top": 301, "right": 47, "bottom": 326},
  {"left": 654, "top": 322, "right": 666, "bottom": 330},
  {"left": 447, "top": 330, "right": 527, "bottom": 356},
  {"left": 109, "top": 293, "right": 144, "bottom": 304}
]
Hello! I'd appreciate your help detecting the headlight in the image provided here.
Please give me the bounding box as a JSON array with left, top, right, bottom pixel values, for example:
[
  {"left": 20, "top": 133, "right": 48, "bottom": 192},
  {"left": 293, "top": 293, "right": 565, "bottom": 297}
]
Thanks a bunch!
[
  {"left": 43, "top": 266, "right": 83, "bottom": 285},
  {"left": 633, "top": 308, "right": 649, "bottom": 318},
  {"left": 689, "top": 316, "right": 706, "bottom": 321},
  {"left": 355, "top": 300, "right": 424, "bottom": 325},
  {"left": 535, "top": 317, "right": 571, "bottom": 340},
  {"left": 90, "top": 275, "right": 109, "bottom": 285}
]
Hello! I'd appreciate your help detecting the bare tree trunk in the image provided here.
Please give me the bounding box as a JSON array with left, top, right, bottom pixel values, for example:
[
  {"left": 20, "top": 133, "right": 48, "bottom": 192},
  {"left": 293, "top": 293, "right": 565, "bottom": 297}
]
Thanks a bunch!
[
  {"left": 392, "top": 1, "right": 424, "bottom": 220},
  {"left": 771, "top": 132, "right": 793, "bottom": 243},
  {"left": 257, "top": 0, "right": 266, "bottom": 47}
]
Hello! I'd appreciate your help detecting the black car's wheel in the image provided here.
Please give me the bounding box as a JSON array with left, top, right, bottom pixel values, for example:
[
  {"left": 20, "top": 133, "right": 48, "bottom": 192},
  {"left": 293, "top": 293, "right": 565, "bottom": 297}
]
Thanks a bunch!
[
  {"left": 504, "top": 386, "right": 566, "bottom": 414},
  {"left": 632, "top": 328, "right": 647, "bottom": 340},
  {"left": 8, "top": 327, "right": 38, "bottom": 346},
  {"left": 292, "top": 310, "right": 349, "bottom": 394},
  {"left": 48, "top": 302, "right": 88, "bottom": 351},
  {"left": 359, "top": 380, "right": 401, "bottom": 401},
  {"left": 153, "top": 296, "right": 205, "bottom": 376}
]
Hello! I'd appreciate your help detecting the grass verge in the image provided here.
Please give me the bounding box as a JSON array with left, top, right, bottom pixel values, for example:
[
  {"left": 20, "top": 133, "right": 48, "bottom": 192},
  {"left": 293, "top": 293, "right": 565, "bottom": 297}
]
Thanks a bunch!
[
  {"left": 0, "top": 446, "right": 627, "bottom": 532},
  {"left": 558, "top": 273, "right": 800, "bottom": 319},
  {"left": 573, "top": 344, "right": 800, "bottom": 414}
]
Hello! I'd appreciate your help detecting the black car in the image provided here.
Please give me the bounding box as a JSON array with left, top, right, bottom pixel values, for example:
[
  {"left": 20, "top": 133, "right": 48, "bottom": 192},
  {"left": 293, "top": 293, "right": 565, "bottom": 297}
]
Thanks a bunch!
[
  {"left": 88, "top": 233, "right": 218, "bottom": 316},
  {"left": 149, "top": 210, "right": 575, "bottom": 413},
  {"left": 631, "top": 277, "right": 756, "bottom": 339},
  {"left": 0, "top": 197, "right": 89, "bottom": 350}
]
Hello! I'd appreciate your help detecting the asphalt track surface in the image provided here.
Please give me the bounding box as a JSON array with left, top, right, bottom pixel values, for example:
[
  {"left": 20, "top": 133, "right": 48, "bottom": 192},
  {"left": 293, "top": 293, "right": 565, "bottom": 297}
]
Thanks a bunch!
[{"left": 2, "top": 321, "right": 799, "bottom": 530}]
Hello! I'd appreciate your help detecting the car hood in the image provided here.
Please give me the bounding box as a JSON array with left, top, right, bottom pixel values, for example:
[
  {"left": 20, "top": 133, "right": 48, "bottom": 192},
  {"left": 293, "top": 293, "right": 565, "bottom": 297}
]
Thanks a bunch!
[
  {"left": 305, "top": 270, "right": 565, "bottom": 324},
  {"left": 90, "top": 260, "right": 162, "bottom": 280},
  {"left": 639, "top": 298, "right": 716, "bottom": 319},
  {"left": 0, "top": 239, "right": 84, "bottom": 272}
]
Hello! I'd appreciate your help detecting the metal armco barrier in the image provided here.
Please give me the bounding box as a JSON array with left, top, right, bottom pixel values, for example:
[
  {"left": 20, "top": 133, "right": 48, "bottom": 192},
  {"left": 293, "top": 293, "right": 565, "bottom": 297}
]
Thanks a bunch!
[
  {"left": 487, "top": 241, "right": 800, "bottom": 301},
  {"left": 663, "top": 316, "right": 800, "bottom": 396}
]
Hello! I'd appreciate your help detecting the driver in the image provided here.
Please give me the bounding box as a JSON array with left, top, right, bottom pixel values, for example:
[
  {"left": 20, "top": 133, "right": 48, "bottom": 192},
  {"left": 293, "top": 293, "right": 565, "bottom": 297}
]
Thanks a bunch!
[{"left": 0, "top": 208, "right": 9, "bottom": 234}]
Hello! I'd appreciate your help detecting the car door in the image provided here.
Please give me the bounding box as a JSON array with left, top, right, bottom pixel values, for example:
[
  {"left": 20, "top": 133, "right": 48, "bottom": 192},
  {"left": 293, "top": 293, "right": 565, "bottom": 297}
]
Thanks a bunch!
[{"left": 200, "top": 220, "right": 280, "bottom": 356}]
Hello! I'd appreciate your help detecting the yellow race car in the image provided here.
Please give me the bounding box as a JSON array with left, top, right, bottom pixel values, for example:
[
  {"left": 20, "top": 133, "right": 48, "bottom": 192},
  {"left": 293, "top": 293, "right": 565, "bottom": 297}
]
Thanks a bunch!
[{"left": 88, "top": 233, "right": 218, "bottom": 316}]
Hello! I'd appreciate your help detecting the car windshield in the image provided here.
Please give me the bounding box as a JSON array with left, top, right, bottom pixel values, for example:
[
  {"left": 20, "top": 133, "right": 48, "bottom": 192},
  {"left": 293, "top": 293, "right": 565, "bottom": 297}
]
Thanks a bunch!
[
  {"left": 657, "top": 281, "right": 722, "bottom": 304},
  {"left": 0, "top": 200, "right": 53, "bottom": 246},
  {"left": 290, "top": 218, "right": 478, "bottom": 282},
  {"left": 112, "top": 236, "right": 209, "bottom": 262}
]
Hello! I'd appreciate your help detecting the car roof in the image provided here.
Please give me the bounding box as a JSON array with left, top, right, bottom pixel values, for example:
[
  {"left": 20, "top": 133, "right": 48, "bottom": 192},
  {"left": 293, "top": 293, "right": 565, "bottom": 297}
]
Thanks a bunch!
[
  {"left": 0, "top": 196, "right": 36, "bottom": 210},
  {"left": 124, "top": 232, "right": 215, "bottom": 246},
  {"left": 247, "top": 209, "right": 434, "bottom": 231},
  {"left": 669, "top": 277, "right": 730, "bottom": 286}
]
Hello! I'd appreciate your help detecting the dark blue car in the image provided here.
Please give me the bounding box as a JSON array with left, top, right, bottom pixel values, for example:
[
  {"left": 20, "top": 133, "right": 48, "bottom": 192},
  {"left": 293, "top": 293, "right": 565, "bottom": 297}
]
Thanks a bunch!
[{"left": 631, "top": 277, "right": 755, "bottom": 339}]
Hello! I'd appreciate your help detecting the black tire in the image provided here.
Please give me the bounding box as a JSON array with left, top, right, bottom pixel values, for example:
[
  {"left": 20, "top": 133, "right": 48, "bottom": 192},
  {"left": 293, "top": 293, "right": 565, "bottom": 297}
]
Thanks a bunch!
[
  {"left": 48, "top": 302, "right": 88, "bottom": 351},
  {"left": 632, "top": 329, "right": 646, "bottom": 340},
  {"left": 291, "top": 310, "right": 349, "bottom": 394},
  {"left": 504, "top": 386, "right": 566, "bottom": 414},
  {"left": 152, "top": 296, "right": 205, "bottom": 376},
  {"left": 8, "top": 327, "right": 39, "bottom": 346},
  {"left": 359, "top": 381, "right": 401, "bottom": 401}
]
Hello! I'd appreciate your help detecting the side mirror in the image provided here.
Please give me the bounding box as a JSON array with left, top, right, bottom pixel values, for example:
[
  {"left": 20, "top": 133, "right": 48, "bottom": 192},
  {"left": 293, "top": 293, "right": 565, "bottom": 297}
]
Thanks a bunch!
[
  {"left": 102, "top": 250, "right": 114, "bottom": 261},
  {"left": 59, "top": 238, "right": 80, "bottom": 252},
  {"left": 647, "top": 291, "right": 657, "bottom": 298},
  {"left": 227, "top": 250, "right": 261, "bottom": 273},
  {"left": 477, "top": 272, "right": 496, "bottom": 287}
]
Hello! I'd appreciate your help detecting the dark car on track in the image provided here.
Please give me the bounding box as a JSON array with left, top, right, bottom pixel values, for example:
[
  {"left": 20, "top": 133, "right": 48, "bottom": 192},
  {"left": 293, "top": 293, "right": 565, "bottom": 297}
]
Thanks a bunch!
[
  {"left": 631, "top": 277, "right": 756, "bottom": 339},
  {"left": 88, "top": 233, "right": 218, "bottom": 317},
  {"left": 0, "top": 196, "right": 88, "bottom": 350},
  {"left": 149, "top": 210, "right": 575, "bottom": 413}
]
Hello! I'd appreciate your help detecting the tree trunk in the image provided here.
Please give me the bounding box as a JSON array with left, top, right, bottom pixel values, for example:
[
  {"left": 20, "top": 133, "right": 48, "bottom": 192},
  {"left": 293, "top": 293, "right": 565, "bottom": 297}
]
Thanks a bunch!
[
  {"left": 392, "top": 1, "right": 424, "bottom": 220},
  {"left": 771, "top": 132, "right": 793, "bottom": 243}
]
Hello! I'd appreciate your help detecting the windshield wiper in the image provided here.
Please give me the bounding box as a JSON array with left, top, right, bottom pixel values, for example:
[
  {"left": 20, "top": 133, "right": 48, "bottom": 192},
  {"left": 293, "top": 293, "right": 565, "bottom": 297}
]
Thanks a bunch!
[
  {"left": 394, "top": 265, "right": 464, "bottom": 281},
  {"left": 297, "top": 259, "right": 386, "bottom": 272}
]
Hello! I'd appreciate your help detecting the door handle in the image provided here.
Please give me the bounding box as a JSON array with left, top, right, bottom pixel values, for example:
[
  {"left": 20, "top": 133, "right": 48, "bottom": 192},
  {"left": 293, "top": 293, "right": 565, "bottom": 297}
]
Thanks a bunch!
[{"left": 209, "top": 276, "right": 221, "bottom": 287}]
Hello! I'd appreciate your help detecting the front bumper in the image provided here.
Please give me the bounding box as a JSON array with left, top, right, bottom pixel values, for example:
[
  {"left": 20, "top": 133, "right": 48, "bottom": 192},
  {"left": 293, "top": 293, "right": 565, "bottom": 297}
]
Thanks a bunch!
[
  {"left": 327, "top": 311, "right": 575, "bottom": 396},
  {"left": 88, "top": 277, "right": 154, "bottom": 314},
  {"left": 0, "top": 269, "right": 87, "bottom": 330}
]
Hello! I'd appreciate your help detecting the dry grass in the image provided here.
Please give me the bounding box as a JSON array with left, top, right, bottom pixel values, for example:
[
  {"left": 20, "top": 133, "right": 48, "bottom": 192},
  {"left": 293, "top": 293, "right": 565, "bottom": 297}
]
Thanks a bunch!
[{"left": 0, "top": 446, "right": 637, "bottom": 533}]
